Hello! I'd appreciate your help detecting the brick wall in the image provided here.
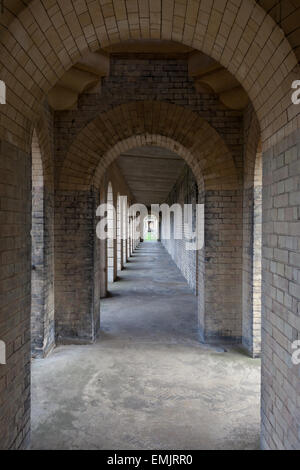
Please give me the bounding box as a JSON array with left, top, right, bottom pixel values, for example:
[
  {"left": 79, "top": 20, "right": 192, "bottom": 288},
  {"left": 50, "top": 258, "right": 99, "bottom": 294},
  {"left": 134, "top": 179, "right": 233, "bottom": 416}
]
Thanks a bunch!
[
  {"left": 242, "top": 105, "right": 262, "bottom": 357},
  {"left": 203, "top": 189, "right": 243, "bottom": 342},
  {"left": 163, "top": 166, "right": 243, "bottom": 343},
  {"left": 30, "top": 103, "right": 56, "bottom": 358},
  {"left": 54, "top": 54, "right": 243, "bottom": 188},
  {"left": 31, "top": 132, "right": 44, "bottom": 355},
  {"left": 162, "top": 166, "right": 199, "bottom": 295},
  {"left": 107, "top": 182, "right": 116, "bottom": 283},
  {"left": 99, "top": 164, "right": 133, "bottom": 297},
  {"left": 42, "top": 186, "right": 55, "bottom": 355},
  {"left": 117, "top": 195, "right": 123, "bottom": 272},
  {"left": 31, "top": 126, "right": 55, "bottom": 358},
  {"left": 0, "top": 141, "right": 31, "bottom": 449},
  {"left": 0, "top": 0, "right": 299, "bottom": 452},
  {"left": 54, "top": 161, "right": 134, "bottom": 343},
  {"left": 261, "top": 129, "right": 300, "bottom": 450},
  {"left": 54, "top": 189, "right": 100, "bottom": 344}
]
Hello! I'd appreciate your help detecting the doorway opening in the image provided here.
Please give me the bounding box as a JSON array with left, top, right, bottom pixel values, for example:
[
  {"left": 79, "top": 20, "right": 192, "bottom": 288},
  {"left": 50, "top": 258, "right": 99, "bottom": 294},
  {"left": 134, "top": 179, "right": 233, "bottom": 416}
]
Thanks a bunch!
[{"left": 143, "top": 215, "right": 158, "bottom": 241}]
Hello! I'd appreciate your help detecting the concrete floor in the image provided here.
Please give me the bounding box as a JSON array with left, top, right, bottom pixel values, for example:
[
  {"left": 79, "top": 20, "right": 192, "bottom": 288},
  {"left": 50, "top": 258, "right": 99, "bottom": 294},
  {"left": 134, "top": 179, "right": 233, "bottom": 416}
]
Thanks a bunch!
[{"left": 31, "top": 242, "right": 261, "bottom": 450}]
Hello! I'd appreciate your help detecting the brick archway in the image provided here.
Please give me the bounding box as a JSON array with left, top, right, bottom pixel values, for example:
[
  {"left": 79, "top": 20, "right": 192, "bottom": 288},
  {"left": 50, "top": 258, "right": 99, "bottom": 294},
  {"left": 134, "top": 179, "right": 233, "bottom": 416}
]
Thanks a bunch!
[
  {"left": 34, "top": 110, "right": 55, "bottom": 190},
  {"left": 55, "top": 101, "right": 243, "bottom": 356},
  {"left": 0, "top": 0, "right": 300, "bottom": 451},
  {"left": 93, "top": 134, "right": 206, "bottom": 190},
  {"left": 0, "top": 0, "right": 298, "bottom": 151},
  {"left": 59, "top": 101, "right": 238, "bottom": 191}
]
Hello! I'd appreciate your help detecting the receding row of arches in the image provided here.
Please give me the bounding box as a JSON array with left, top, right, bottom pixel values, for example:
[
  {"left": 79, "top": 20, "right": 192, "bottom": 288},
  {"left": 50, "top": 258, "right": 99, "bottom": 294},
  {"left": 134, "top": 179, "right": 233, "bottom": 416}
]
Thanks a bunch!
[
  {"left": 30, "top": 105, "right": 263, "bottom": 360},
  {"left": 0, "top": 0, "right": 298, "bottom": 450}
]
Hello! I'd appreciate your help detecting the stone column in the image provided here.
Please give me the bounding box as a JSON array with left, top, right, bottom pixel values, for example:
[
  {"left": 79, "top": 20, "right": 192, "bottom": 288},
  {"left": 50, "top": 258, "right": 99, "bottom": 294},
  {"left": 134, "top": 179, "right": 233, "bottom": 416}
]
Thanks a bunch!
[
  {"left": 199, "top": 189, "right": 243, "bottom": 344},
  {"left": 54, "top": 188, "right": 100, "bottom": 344}
]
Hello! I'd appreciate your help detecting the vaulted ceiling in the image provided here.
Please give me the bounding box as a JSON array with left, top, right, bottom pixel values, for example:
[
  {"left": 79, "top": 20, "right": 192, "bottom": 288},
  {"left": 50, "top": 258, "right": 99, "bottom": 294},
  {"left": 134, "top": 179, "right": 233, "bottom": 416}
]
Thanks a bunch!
[
  {"left": 3, "top": 1, "right": 299, "bottom": 60},
  {"left": 257, "top": 0, "right": 300, "bottom": 60},
  {"left": 116, "top": 146, "right": 186, "bottom": 206}
]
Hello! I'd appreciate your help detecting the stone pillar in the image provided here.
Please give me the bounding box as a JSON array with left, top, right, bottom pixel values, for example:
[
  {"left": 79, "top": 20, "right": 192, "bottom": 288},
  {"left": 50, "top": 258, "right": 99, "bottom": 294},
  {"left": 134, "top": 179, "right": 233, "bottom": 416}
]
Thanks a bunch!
[
  {"left": 31, "top": 178, "right": 45, "bottom": 354},
  {"left": 99, "top": 191, "right": 107, "bottom": 299},
  {"left": 117, "top": 196, "right": 123, "bottom": 271},
  {"left": 54, "top": 188, "right": 100, "bottom": 344},
  {"left": 261, "top": 130, "right": 300, "bottom": 450},
  {"left": 100, "top": 238, "right": 107, "bottom": 298},
  {"left": 199, "top": 189, "right": 243, "bottom": 344},
  {"left": 113, "top": 193, "right": 118, "bottom": 280},
  {"left": 31, "top": 132, "right": 55, "bottom": 358},
  {"left": 107, "top": 187, "right": 117, "bottom": 283},
  {"left": 0, "top": 140, "right": 31, "bottom": 449},
  {"left": 242, "top": 164, "right": 262, "bottom": 358},
  {"left": 128, "top": 215, "right": 132, "bottom": 257},
  {"left": 122, "top": 200, "right": 128, "bottom": 265}
]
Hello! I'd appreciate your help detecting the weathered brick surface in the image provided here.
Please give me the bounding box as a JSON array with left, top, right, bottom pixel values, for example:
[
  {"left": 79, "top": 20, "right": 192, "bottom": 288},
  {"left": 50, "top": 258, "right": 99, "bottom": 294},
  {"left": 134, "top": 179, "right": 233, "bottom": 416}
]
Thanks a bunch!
[
  {"left": 163, "top": 166, "right": 243, "bottom": 342},
  {"left": 101, "top": 164, "right": 134, "bottom": 288},
  {"left": 54, "top": 161, "right": 133, "bottom": 342},
  {"left": 242, "top": 105, "right": 262, "bottom": 357},
  {"left": 0, "top": 0, "right": 299, "bottom": 452},
  {"left": 59, "top": 101, "right": 238, "bottom": 192},
  {"left": 261, "top": 129, "right": 300, "bottom": 450},
  {"left": 203, "top": 189, "right": 243, "bottom": 342},
  {"left": 54, "top": 55, "right": 243, "bottom": 185},
  {"left": 162, "top": 166, "right": 199, "bottom": 295},
  {"left": 31, "top": 183, "right": 45, "bottom": 353},
  {"left": 54, "top": 189, "right": 99, "bottom": 344},
  {"left": 0, "top": 141, "right": 31, "bottom": 450},
  {"left": 31, "top": 126, "right": 55, "bottom": 358},
  {"left": 0, "top": 1, "right": 298, "bottom": 152}
]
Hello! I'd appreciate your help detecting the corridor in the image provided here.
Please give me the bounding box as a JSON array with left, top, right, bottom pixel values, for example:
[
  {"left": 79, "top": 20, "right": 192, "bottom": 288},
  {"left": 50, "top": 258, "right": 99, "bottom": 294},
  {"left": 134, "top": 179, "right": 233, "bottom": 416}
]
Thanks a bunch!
[{"left": 31, "top": 243, "right": 260, "bottom": 450}]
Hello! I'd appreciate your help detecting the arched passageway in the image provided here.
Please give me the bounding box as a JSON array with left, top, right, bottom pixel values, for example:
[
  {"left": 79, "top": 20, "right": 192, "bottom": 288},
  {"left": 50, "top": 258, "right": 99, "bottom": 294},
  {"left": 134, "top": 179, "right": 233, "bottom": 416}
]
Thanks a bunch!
[
  {"left": 0, "top": 0, "right": 299, "bottom": 451},
  {"left": 143, "top": 215, "right": 159, "bottom": 241},
  {"left": 55, "top": 104, "right": 243, "bottom": 350},
  {"left": 30, "top": 138, "right": 261, "bottom": 450}
]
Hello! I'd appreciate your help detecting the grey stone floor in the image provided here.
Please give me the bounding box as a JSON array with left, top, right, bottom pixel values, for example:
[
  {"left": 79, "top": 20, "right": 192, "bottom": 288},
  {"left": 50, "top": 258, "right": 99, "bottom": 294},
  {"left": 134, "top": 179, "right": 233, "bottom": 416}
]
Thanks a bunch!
[{"left": 31, "top": 242, "right": 261, "bottom": 450}]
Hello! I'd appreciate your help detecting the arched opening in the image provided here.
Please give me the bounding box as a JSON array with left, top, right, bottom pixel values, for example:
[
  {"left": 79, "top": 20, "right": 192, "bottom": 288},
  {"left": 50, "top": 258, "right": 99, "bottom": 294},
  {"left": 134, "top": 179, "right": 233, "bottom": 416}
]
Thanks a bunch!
[
  {"left": 100, "top": 144, "right": 202, "bottom": 346},
  {"left": 31, "top": 130, "right": 45, "bottom": 358},
  {"left": 143, "top": 215, "right": 158, "bottom": 242},
  {"left": 58, "top": 102, "right": 243, "bottom": 349},
  {"left": 31, "top": 105, "right": 259, "bottom": 450},
  {"left": 1, "top": 1, "right": 298, "bottom": 450}
]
